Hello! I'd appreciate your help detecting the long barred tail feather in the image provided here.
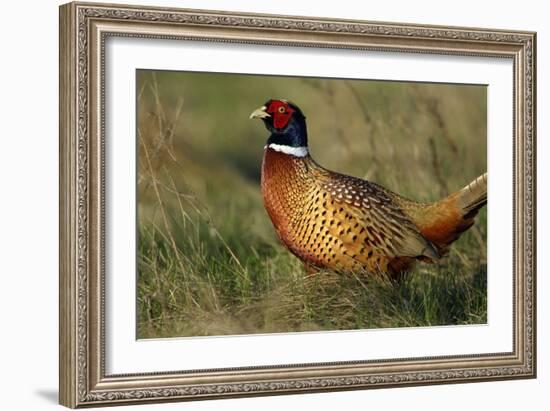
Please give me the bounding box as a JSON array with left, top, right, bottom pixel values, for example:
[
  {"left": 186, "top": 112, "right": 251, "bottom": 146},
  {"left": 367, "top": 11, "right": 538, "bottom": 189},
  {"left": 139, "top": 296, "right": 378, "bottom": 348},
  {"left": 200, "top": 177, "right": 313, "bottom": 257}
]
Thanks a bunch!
[{"left": 455, "top": 173, "right": 487, "bottom": 218}]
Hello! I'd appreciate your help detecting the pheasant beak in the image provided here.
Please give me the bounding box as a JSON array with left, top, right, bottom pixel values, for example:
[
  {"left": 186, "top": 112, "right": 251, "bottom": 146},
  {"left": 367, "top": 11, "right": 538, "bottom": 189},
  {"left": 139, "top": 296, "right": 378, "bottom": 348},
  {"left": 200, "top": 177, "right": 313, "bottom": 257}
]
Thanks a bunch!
[{"left": 249, "top": 106, "right": 271, "bottom": 120}]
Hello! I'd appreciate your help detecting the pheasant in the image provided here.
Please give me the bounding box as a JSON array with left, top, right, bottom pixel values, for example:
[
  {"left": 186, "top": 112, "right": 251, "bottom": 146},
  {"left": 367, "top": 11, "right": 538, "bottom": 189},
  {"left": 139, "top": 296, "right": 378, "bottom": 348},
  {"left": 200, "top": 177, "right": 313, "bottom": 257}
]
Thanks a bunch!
[{"left": 250, "top": 99, "right": 487, "bottom": 278}]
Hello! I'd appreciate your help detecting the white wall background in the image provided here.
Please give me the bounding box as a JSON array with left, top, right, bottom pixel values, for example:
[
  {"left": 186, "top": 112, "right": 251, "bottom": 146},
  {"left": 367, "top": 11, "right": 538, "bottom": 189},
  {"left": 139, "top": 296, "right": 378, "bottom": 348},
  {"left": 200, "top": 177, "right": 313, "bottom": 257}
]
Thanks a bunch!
[{"left": 0, "top": 0, "right": 546, "bottom": 409}]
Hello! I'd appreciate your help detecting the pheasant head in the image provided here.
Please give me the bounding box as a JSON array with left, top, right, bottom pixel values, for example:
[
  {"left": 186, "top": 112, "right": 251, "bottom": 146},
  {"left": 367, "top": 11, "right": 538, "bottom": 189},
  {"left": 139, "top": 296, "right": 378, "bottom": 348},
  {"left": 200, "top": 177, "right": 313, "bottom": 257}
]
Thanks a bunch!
[{"left": 250, "top": 99, "right": 309, "bottom": 157}]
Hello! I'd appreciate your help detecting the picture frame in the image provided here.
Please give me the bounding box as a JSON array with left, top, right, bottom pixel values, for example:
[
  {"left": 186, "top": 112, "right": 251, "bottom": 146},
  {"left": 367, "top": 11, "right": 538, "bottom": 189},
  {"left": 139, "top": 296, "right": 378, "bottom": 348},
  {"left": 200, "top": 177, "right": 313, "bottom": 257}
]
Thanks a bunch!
[{"left": 59, "top": 1, "right": 536, "bottom": 408}]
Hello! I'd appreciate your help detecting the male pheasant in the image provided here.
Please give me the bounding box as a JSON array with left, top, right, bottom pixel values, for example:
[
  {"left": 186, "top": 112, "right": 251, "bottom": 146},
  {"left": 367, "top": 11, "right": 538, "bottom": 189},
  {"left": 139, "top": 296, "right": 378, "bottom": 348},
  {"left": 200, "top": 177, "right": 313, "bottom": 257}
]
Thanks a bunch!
[{"left": 250, "top": 99, "right": 487, "bottom": 278}]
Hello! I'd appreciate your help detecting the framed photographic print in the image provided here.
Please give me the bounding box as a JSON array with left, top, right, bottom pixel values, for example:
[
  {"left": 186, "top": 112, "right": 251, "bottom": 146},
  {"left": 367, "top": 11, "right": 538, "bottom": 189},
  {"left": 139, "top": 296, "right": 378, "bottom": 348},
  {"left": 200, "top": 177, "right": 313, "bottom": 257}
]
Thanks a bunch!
[{"left": 59, "top": 1, "right": 537, "bottom": 408}]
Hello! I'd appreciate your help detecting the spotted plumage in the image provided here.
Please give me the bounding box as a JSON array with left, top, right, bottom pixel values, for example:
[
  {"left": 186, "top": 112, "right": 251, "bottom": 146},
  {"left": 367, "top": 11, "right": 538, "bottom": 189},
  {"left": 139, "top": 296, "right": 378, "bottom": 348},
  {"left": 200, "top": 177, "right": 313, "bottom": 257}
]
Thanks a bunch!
[{"left": 251, "top": 99, "right": 487, "bottom": 278}]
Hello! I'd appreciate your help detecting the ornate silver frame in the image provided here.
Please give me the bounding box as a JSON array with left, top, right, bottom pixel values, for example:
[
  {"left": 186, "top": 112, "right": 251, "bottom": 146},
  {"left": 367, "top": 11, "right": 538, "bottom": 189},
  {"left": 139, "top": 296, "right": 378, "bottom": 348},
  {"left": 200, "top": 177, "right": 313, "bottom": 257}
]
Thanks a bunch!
[{"left": 59, "top": 1, "right": 536, "bottom": 408}]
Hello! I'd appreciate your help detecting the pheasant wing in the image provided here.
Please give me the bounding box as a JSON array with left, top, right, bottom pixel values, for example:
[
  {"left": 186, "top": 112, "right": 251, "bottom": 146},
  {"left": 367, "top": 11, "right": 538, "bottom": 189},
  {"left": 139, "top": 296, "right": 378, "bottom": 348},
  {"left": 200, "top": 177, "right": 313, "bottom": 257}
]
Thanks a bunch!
[{"left": 321, "top": 175, "right": 438, "bottom": 260}]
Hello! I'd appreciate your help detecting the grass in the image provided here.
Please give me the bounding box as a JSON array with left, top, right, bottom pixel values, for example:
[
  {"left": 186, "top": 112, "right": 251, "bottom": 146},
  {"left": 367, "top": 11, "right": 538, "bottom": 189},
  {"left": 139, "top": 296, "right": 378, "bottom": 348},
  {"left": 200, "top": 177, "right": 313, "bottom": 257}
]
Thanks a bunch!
[{"left": 136, "top": 70, "right": 487, "bottom": 338}]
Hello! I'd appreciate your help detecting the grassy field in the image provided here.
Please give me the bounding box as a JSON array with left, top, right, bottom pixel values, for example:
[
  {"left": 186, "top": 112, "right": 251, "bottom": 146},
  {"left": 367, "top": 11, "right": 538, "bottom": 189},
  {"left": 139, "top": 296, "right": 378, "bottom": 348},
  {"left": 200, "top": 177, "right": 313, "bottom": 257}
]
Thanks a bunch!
[{"left": 136, "top": 70, "right": 487, "bottom": 338}]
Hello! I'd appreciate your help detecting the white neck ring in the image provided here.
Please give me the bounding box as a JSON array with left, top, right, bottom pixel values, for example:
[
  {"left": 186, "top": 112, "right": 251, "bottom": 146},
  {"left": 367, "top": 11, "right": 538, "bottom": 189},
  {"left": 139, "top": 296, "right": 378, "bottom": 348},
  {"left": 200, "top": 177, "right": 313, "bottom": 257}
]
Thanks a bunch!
[{"left": 266, "top": 143, "right": 308, "bottom": 157}]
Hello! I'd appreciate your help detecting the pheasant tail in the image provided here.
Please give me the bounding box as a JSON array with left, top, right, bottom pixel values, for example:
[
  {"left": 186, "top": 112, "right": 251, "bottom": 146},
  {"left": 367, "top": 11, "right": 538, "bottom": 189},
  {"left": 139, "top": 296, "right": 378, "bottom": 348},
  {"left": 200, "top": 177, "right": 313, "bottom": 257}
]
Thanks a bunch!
[
  {"left": 454, "top": 172, "right": 488, "bottom": 218},
  {"left": 415, "top": 173, "right": 487, "bottom": 255}
]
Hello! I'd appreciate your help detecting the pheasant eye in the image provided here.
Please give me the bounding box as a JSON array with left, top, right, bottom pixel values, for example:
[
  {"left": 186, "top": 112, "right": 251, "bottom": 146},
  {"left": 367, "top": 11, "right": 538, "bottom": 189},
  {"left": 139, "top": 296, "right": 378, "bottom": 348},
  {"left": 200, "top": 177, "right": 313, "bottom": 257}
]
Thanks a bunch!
[{"left": 278, "top": 106, "right": 286, "bottom": 113}]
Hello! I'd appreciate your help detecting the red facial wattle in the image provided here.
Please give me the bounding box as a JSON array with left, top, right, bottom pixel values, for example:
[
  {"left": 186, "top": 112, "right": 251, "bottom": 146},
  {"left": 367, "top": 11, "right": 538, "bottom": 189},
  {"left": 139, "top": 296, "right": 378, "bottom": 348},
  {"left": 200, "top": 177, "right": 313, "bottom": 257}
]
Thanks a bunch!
[{"left": 267, "top": 100, "right": 295, "bottom": 129}]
